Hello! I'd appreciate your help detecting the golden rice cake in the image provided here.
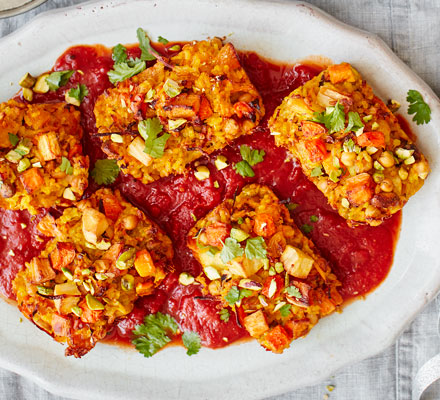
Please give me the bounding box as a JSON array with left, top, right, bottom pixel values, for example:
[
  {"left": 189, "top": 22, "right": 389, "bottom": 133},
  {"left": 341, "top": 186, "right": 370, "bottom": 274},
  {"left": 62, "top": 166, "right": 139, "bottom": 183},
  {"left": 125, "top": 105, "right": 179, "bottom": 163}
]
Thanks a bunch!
[
  {"left": 13, "top": 188, "right": 173, "bottom": 357},
  {"left": 0, "top": 100, "right": 89, "bottom": 214},
  {"left": 269, "top": 62, "right": 429, "bottom": 226},
  {"left": 94, "top": 38, "right": 264, "bottom": 184},
  {"left": 188, "top": 184, "right": 342, "bottom": 353}
]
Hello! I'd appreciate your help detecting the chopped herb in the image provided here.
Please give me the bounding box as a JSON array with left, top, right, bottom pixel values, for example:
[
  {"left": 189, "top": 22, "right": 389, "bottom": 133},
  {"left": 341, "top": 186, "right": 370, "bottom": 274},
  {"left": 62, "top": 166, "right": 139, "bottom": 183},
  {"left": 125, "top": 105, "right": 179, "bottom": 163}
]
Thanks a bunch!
[
  {"left": 407, "top": 89, "right": 431, "bottom": 125},
  {"left": 219, "top": 308, "right": 230, "bottom": 322},
  {"left": 220, "top": 237, "right": 244, "bottom": 263},
  {"left": 286, "top": 203, "right": 299, "bottom": 211},
  {"left": 132, "top": 312, "right": 179, "bottom": 358},
  {"left": 138, "top": 117, "right": 170, "bottom": 158},
  {"left": 91, "top": 159, "right": 120, "bottom": 185},
  {"left": 310, "top": 215, "right": 318, "bottom": 223},
  {"left": 136, "top": 28, "right": 156, "bottom": 61},
  {"left": 286, "top": 285, "right": 302, "bottom": 299},
  {"left": 344, "top": 111, "right": 364, "bottom": 133},
  {"left": 182, "top": 331, "right": 201, "bottom": 356},
  {"left": 225, "top": 285, "right": 253, "bottom": 305},
  {"left": 163, "top": 78, "right": 181, "bottom": 98},
  {"left": 158, "top": 36, "right": 169, "bottom": 44},
  {"left": 301, "top": 224, "right": 313, "bottom": 234},
  {"left": 233, "top": 161, "right": 255, "bottom": 177},
  {"left": 245, "top": 236, "right": 267, "bottom": 260},
  {"left": 279, "top": 303, "right": 291, "bottom": 317},
  {"left": 60, "top": 157, "right": 73, "bottom": 175},
  {"left": 107, "top": 60, "right": 146, "bottom": 84},
  {"left": 8, "top": 133, "right": 19, "bottom": 147},
  {"left": 343, "top": 138, "right": 355, "bottom": 153},
  {"left": 329, "top": 169, "right": 342, "bottom": 183},
  {"left": 312, "top": 101, "right": 345, "bottom": 133},
  {"left": 237, "top": 217, "right": 244, "bottom": 224},
  {"left": 310, "top": 166, "right": 323, "bottom": 177},
  {"left": 112, "top": 44, "right": 128, "bottom": 64},
  {"left": 67, "top": 84, "right": 89, "bottom": 104},
  {"left": 45, "top": 70, "right": 75, "bottom": 91},
  {"left": 145, "top": 88, "right": 155, "bottom": 102}
]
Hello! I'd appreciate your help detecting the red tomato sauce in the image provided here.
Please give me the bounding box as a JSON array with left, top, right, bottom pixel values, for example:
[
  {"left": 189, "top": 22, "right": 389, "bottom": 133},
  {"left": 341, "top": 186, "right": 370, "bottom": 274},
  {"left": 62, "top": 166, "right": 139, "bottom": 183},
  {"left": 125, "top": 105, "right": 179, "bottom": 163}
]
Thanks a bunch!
[{"left": 0, "top": 44, "right": 401, "bottom": 349}]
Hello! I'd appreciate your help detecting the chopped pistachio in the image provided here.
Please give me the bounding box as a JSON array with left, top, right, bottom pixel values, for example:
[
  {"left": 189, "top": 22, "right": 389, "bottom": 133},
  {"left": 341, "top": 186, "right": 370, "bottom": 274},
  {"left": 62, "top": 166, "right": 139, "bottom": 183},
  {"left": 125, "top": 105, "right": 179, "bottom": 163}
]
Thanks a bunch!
[
  {"left": 238, "top": 279, "right": 263, "bottom": 291},
  {"left": 32, "top": 161, "right": 42, "bottom": 168},
  {"left": 204, "top": 266, "right": 221, "bottom": 280},
  {"left": 179, "top": 272, "right": 195, "bottom": 286},
  {"left": 373, "top": 172, "right": 384, "bottom": 183},
  {"left": 144, "top": 88, "right": 155, "bottom": 102},
  {"left": 61, "top": 267, "right": 74, "bottom": 281},
  {"left": 17, "top": 158, "right": 31, "bottom": 173},
  {"left": 163, "top": 78, "right": 181, "bottom": 98},
  {"left": 398, "top": 167, "right": 409, "bottom": 180},
  {"left": 262, "top": 258, "right": 269, "bottom": 271},
  {"left": 169, "top": 44, "right": 181, "bottom": 51},
  {"left": 267, "top": 279, "right": 277, "bottom": 298},
  {"left": 274, "top": 262, "right": 284, "bottom": 274},
  {"left": 374, "top": 161, "right": 384, "bottom": 171},
  {"left": 116, "top": 247, "right": 136, "bottom": 270},
  {"left": 33, "top": 73, "right": 50, "bottom": 94},
  {"left": 110, "top": 134, "right": 124, "bottom": 143},
  {"left": 191, "top": 213, "right": 197, "bottom": 222},
  {"left": 19, "top": 72, "right": 36, "bottom": 88},
  {"left": 85, "top": 294, "right": 105, "bottom": 311},
  {"left": 168, "top": 118, "right": 186, "bottom": 130},
  {"left": 121, "top": 274, "right": 135, "bottom": 291},
  {"left": 230, "top": 228, "right": 249, "bottom": 242},
  {"left": 366, "top": 146, "right": 378, "bottom": 155},
  {"left": 237, "top": 217, "right": 244, "bottom": 225},
  {"left": 95, "top": 273, "right": 108, "bottom": 281},
  {"left": 371, "top": 121, "right": 380, "bottom": 130},
  {"left": 194, "top": 165, "right": 210, "bottom": 181},
  {"left": 341, "top": 198, "right": 350, "bottom": 208},
  {"left": 22, "top": 88, "right": 33, "bottom": 102},
  {"left": 332, "top": 156, "right": 340, "bottom": 168},
  {"left": 404, "top": 156, "right": 415, "bottom": 165},
  {"left": 81, "top": 269, "right": 92, "bottom": 276},
  {"left": 71, "top": 306, "right": 82, "bottom": 317},
  {"left": 268, "top": 267, "right": 276, "bottom": 276},
  {"left": 363, "top": 114, "right": 373, "bottom": 122},
  {"left": 65, "top": 90, "right": 81, "bottom": 107},
  {"left": 215, "top": 155, "right": 229, "bottom": 170},
  {"left": 329, "top": 170, "right": 341, "bottom": 183},
  {"left": 258, "top": 294, "right": 268, "bottom": 307},
  {"left": 5, "top": 150, "right": 22, "bottom": 163},
  {"left": 395, "top": 147, "right": 414, "bottom": 160},
  {"left": 213, "top": 180, "right": 220, "bottom": 189},
  {"left": 273, "top": 301, "right": 287, "bottom": 313},
  {"left": 63, "top": 188, "right": 76, "bottom": 201},
  {"left": 36, "top": 285, "right": 54, "bottom": 296}
]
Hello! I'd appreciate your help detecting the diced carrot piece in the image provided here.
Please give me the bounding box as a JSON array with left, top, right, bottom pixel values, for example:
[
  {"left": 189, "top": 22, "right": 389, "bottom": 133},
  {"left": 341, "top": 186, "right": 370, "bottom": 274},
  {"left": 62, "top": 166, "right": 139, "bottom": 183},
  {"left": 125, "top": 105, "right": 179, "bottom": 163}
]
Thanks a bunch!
[
  {"left": 304, "top": 139, "right": 329, "bottom": 163},
  {"left": 300, "top": 121, "right": 327, "bottom": 138},
  {"left": 103, "top": 242, "right": 124, "bottom": 261},
  {"left": 345, "top": 173, "right": 374, "bottom": 206},
  {"left": 253, "top": 213, "right": 276, "bottom": 238},
  {"left": 315, "top": 288, "right": 336, "bottom": 316},
  {"left": 327, "top": 63, "right": 356, "bottom": 84},
  {"left": 205, "top": 221, "right": 230, "bottom": 248},
  {"left": 102, "top": 194, "right": 123, "bottom": 221},
  {"left": 20, "top": 167, "right": 44, "bottom": 193},
  {"left": 134, "top": 250, "right": 156, "bottom": 278},
  {"left": 216, "top": 43, "right": 241, "bottom": 69},
  {"left": 284, "top": 319, "right": 310, "bottom": 340},
  {"left": 136, "top": 281, "right": 155, "bottom": 296},
  {"left": 261, "top": 275, "right": 284, "bottom": 299},
  {"left": 68, "top": 143, "right": 83, "bottom": 159},
  {"left": 36, "top": 132, "right": 61, "bottom": 161},
  {"left": 50, "top": 242, "right": 76, "bottom": 271},
  {"left": 199, "top": 96, "right": 213, "bottom": 120},
  {"left": 36, "top": 214, "right": 57, "bottom": 237},
  {"left": 79, "top": 299, "right": 103, "bottom": 324},
  {"left": 356, "top": 131, "right": 385, "bottom": 148},
  {"left": 261, "top": 325, "right": 291, "bottom": 353},
  {"left": 233, "top": 101, "right": 254, "bottom": 118},
  {"left": 51, "top": 313, "right": 71, "bottom": 337},
  {"left": 30, "top": 257, "right": 56, "bottom": 284},
  {"left": 243, "top": 310, "right": 269, "bottom": 338}
]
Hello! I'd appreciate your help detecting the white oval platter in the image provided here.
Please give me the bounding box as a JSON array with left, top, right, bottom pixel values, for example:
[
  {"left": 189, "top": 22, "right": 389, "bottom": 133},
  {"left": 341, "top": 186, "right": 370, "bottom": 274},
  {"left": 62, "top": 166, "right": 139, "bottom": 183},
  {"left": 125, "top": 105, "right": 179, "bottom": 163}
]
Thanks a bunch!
[{"left": 0, "top": 1, "right": 439, "bottom": 399}]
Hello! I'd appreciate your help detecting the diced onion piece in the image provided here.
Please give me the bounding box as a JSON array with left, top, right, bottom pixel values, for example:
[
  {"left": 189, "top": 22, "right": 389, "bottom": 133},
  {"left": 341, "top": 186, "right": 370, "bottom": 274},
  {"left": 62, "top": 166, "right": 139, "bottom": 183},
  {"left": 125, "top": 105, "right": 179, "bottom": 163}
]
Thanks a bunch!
[
  {"left": 127, "top": 137, "right": 153, "bottom": 167},
  {"left": 179, "top": 272, "right": 195, "bottom": 286},
  {"left": 204, "top": 266, "right": 221, "bottom": 280},
  {"left": 281, "top": 245, "right": 314, "bottom": 279},
  {"left": 194, "top": 166, "right": 210, "bottom": 181}
]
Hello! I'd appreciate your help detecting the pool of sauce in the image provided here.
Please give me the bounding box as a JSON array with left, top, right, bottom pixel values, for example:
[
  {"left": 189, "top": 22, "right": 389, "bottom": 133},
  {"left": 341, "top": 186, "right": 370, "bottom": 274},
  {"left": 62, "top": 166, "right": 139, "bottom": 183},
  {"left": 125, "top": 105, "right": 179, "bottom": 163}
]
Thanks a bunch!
[{"left": 0, "top": 42, "right": 401, "bottom": 348}]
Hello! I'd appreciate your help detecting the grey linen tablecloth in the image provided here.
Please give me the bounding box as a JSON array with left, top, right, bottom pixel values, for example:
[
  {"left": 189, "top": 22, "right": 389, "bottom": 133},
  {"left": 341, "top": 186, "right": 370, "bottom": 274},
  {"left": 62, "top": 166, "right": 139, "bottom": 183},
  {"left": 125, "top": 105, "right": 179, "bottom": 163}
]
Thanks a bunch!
[{"left": 1, "top": 1, "right": 440, "bottom": 399}]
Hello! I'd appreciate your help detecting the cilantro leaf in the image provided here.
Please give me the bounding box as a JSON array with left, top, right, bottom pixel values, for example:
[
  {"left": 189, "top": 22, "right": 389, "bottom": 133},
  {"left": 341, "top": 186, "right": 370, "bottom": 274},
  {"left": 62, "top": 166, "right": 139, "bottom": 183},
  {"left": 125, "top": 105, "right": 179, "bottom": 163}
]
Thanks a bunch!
[
  {"left": 219, "top": 308, "right": 230, "bottom": 322},
  {"left": 138, "top": 118, "right": 170, "bottom": 158},
  {"left": 60, "top": 157, "right": 73, "bottom": 175},
  {"left": 286, "top": 203, "right": 299, "bottom": 211},
  {"left": 310, "top": 215, "right": 318, "bottom": 223},
  {"left": 225, "top": 286, "right": 253, "bottom": 305},
  {"left": 245, "top": 236, "right": 267, "bottom": 260},
  {"left": 240, "top": 145, "right": 265, "bottom": 166},
  {"left": 107, "top": 60, "right": 146, "bottom": 84},
  {"left": 182, "top": 331, "right": 201, "bottom": 356},
  {"left": 138, "top": 118, "right": 163, "bottom": 140},
  {"left": 8, "top": 133, "right": 19, "bottom": 147},
  {"left": 158, "top": 36, "right": 169, "bottom": 44},
  {"left": 132, "top": 312, "right": 179, "bottom": 358},
  {"left": 137, "top": 28, "right": 156, "bottom": 61},
  {"left": 67, "top": 84, "right": 89, "bottom": 104},
  {"left": 145, "top": 133, "right": 170, "bottom": 158},
  {"left": 90, "top": 159, "right": 120, "bottom": 185},
  {"left": 286, "top": 285, "right": 302, "bottom": 299},
  {"left": 112, "top": 44, "right": 127, "bottom": 64},
  {"left": 45, "top": 70, "right": 75, "bottom": 91},
  {"left": 312, "top": 102, "right": 346, "bottom": 133},
  {"left": 407, "top": 89, "right": 431, "bottom": 125},
  {"left": 279, "top": 304, "right": 291, "bottom": 317},
  {"left": 344, "top": 111, "right": 364, "bottom": 133},
  {"left": 220, "top": 237, "right": 244, "bottom": 263},
  {"left": 301, "top": 224, "right": 313, "bottom": 234},
  {"left": 233, "top": 160, "right": 255, "bottom": 177}
]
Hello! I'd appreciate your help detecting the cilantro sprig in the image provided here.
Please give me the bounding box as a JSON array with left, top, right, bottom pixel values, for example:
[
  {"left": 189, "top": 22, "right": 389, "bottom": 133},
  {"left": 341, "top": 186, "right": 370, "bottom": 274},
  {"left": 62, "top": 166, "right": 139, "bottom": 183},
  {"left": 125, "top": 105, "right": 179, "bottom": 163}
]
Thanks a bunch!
[
  {"left": 407, "top": 89, "right": 431, "bottom": 125},
  {"left": 220, "top": 237, "right": 244, "bottom": 263},
  {"left": 67, "top": 84, "right": 89, "bottom": 104},
  {"left": 219, "top": 308, "right": 230, "bottom": 322},
  {"left": 60, "top": 157, "right": 73, "bottom": 175},
  {"left": 233, "top": 145, "right": 265, "bottom": 178},
  {"left": 112, "top": 44, "right": 128, "bottom": 64},
  {"left": 8, "top": 133, "right": 19, "bottom": 147},
  {"left": 344, "top": 111, "right": 364, "bottom": 134},
  {"left": 108, "top": 61, "right": 146, "bottom": 84},
  {"left": 286, "top": 285, "right": 302, "bottom": 299},
  {"left": 225, "top": 286, "right": 253, "bottom": 305},
  {"left": 312, "top": 101, "right": 345, "bottom": 134},
  {"left": 138, "top": 117, "right": 170, "bottom": 158},
  {"left": 137, "top": 28, "right": 157, "bottom": 61},
  {"left": 46, "top": 70, "right": 74, "bottom": 91},
  {"left": 90, "top": 159, "right": 120, "bottom": 185},
  {"left": 244, "top": 236, "right": 266, "bottom": 260},
  {"left": 132, "top": 312, "right": 179, "bottom": 358},
  {"left": 182, "top": 331, "right": 201, "bottom": 356}
]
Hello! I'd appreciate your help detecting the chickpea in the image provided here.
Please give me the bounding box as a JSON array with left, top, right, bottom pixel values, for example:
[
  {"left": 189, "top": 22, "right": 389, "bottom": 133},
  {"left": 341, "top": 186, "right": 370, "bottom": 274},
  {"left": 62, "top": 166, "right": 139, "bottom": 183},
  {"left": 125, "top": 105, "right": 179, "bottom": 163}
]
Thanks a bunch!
[
  {"left": 365, "top": 205, "right": 380, "bottom": 218},
  {"left": 413, "top": 160, "right": 429, "bottom": 180},
  {"left": 122, "top": 215, "right": 139, "bottom": 230},
  {"left": 317, "top": 179, "right": 328, "bottom": 192},
  {"left": 380, "top": 179, "right": 394, "bottom": 192},
  {"left": 341, "top": 151, "right": 356, "bottom": 167},
  {"left": 224, "top": 119, "right": 239, "bottom": 135},
  {"left": 208, "top": 280, "right": 222, "bottom": 296},
  {"left": 398, "top": 167, "right": 409, "bottom": 181},
  {"left": 378, "top": 151, "right": 395, "bottom": 168},
  {"left": 238, "top": 93, "right": 253, "bottom": 103}
]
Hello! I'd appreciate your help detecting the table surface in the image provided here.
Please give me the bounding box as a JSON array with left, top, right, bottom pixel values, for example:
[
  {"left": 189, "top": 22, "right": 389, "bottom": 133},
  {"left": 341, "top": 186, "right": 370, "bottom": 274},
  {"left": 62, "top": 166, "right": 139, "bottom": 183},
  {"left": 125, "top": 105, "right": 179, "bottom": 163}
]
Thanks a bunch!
[{"left": 1, "top": 1, "right": 440, "bottom": 399}]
